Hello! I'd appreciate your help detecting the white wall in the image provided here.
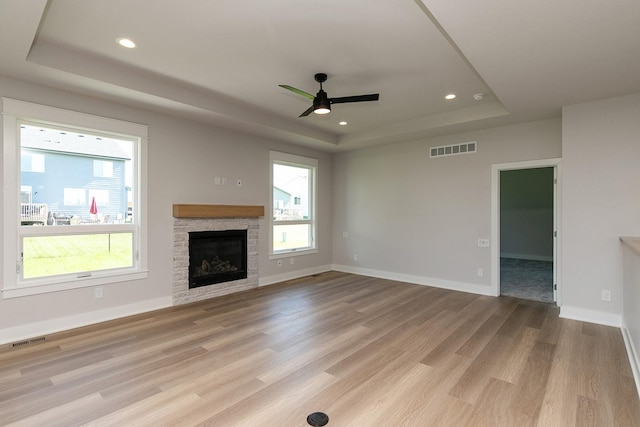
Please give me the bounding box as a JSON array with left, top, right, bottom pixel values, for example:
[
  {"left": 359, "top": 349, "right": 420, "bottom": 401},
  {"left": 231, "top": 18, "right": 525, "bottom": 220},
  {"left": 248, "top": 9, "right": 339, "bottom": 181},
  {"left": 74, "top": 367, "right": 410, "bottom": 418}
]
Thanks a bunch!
[
  {"left": 0, "top": 75, "right": 333, "bottom": 343},
  {"left": 332, "top": 119, "right": 561, "bottom": 294},
  {"left": 561, "top": 92, "right": 640, "bottom": 325}
]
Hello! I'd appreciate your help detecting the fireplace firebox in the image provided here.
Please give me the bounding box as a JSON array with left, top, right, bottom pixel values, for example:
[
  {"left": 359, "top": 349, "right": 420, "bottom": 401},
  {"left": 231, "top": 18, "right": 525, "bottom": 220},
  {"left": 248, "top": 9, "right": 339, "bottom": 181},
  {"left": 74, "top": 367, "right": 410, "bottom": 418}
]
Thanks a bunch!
[{"left": 188, "top": 229, "right": 247, "bottom": 288}]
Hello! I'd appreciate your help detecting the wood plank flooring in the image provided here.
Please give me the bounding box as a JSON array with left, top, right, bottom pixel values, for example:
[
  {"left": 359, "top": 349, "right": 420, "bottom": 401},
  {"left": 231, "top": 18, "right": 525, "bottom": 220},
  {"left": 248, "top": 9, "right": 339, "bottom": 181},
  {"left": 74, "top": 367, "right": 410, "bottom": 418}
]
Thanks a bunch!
[{"left": 1, "top": 271, "right": 638, "bottom": 426}]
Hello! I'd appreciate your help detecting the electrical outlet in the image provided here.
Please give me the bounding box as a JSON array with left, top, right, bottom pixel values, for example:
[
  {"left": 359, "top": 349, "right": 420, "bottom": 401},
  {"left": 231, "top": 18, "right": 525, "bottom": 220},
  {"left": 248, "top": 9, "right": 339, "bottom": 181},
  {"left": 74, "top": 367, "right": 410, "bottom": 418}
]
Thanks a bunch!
[
  {"left": 94, "top": 287, "right": 103, "bottom": 299},
  {"left": 602, "top": 290, "right": 611, "bottom": 302},
  {"left": 353, "top": 254, "right": 358, "bottom": 261},
  {"left": 477, "top": 239, "right": 490, "bottom": 247},
  {"left": 342, "top": 231, "right": 348, "bottom": 238},
  {"left": 277, "top": 260, "right": 282, "bottom": 267},
  {"left": 221, "top": 177, "right": 227, "bottom": 185},
  {"left": 477, "top": 268, "right": 484, "bottom": 277},
  {"left": 214, "top": 177, "right": 221, "bottom": 185}
]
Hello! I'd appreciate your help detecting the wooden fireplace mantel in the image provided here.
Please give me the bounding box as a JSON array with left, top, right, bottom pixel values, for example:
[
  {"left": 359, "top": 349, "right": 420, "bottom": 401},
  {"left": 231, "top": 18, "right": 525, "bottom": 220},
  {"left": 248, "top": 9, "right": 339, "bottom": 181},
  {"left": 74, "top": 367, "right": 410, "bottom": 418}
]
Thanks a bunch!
[{"left": 173, "top": 204, "right": 265, "bottom": 219}]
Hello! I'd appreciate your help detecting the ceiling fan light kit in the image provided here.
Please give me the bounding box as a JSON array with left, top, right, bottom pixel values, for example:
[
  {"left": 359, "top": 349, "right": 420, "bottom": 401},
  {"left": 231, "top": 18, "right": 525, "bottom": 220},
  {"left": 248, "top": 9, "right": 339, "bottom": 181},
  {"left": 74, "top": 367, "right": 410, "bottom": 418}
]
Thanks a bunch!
[
  {"left": 280, "top": 73, "right": 379, "bottom": 118},
  {"left": 313, "top": 90, "right": 331, "bottom": 114}
]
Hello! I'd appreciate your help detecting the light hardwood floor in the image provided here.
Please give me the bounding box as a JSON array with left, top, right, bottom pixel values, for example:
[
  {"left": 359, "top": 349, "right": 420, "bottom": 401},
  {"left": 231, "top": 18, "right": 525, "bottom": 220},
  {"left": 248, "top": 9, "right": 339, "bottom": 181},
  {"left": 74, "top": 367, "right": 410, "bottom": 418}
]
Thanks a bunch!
[{"left": 1, "top": 272, "right": 639, "bottom": 426}]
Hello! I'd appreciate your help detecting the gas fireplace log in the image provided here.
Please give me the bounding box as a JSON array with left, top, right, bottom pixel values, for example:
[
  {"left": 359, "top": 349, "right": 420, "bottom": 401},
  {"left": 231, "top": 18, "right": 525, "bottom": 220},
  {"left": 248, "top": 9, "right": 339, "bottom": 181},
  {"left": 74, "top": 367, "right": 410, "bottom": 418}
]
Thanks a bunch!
[{"left": 194, "top": 257, "right": 238, "bottom": 278}]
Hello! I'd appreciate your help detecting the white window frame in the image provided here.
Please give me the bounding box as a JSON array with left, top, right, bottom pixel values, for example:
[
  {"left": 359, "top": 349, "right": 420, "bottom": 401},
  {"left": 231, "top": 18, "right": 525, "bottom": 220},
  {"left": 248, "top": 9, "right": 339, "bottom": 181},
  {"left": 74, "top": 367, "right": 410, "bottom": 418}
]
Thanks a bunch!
[
  {"left": 2, "top": 98, "right": 148, "bottom": 298},
  {"left": 269, "top": 151, "right": 317, "bottom": 259}
]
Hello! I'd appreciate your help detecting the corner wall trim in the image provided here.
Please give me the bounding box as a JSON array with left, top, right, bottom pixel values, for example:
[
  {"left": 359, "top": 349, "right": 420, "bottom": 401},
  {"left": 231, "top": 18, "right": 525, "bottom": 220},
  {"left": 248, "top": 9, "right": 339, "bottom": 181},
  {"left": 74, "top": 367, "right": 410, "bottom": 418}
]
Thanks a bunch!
[
  {"left": 0, "top": 296, "right": 172, "bottom": 346},
  {"left": 622, "top": 321, "right": 640, "bottom": 400}
]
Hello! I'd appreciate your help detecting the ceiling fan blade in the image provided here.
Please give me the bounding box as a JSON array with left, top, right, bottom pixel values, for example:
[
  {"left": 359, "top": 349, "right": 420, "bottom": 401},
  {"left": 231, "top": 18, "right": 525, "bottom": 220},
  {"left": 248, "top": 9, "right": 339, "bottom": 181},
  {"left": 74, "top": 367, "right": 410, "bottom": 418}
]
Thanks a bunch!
[
  {"left": 330, "top": 94, "right": 380, "bottom": 104},
  {"left": 299, "top": 106, "right": 315, "bottom": 117},
  {"left": 279, "top": 85, "right": 315, "bottom": 100}
]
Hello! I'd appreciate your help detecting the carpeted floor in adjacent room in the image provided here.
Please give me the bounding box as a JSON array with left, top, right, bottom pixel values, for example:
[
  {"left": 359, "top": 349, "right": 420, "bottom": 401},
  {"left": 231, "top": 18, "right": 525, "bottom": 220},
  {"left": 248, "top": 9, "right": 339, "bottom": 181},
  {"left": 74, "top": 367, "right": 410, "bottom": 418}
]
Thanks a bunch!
[{"left": 500, "top": 257, "right": 554, "bottom": 303}]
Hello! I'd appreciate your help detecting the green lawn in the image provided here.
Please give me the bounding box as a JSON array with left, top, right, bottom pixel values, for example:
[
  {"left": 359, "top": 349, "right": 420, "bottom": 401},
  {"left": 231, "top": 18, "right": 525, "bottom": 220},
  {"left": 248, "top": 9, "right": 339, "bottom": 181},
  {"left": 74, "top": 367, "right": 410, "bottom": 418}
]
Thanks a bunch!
[
  {"left": 23, "top": 233, "right": 133, "bottom": 279},
  {"left": 273, "top": 224, "right": 311, "bottom": 252}
]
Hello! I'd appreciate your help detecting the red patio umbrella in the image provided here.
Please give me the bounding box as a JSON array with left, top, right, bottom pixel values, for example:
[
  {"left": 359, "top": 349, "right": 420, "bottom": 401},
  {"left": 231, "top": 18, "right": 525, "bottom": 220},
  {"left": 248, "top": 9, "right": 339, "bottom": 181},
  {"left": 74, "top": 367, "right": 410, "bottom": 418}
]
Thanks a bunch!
[{"left": 89, "top": 197, "right": 98, "bottom": 215}]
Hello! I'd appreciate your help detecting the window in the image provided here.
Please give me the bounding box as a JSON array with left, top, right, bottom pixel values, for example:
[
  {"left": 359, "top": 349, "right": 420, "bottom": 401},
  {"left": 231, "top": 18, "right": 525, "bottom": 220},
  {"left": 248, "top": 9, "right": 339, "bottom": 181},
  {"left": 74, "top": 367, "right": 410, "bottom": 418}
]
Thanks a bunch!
[
  {"left": 93, "top": 160, "right": 114, "bottom": 178},
  {"left": 270, "top": 151, "right": 317, "bottom": 257},
  {"left": 21, "top": 152, "right": 45, "bottom": 172},
  {"left": 63, "top": 188, "right": 87, "bottom": 206},
  {"left": 2, "top": 98, "right": 148, "bottom": 298},
  {"left": 21, "top": 186, "right": 33, "bottom": 204}
]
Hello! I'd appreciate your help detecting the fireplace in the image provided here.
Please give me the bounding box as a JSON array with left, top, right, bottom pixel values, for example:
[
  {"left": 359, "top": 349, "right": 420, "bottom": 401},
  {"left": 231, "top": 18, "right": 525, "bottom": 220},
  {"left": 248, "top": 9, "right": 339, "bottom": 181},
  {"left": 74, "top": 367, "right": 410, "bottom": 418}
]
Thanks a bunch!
[
  {"left": 188, "top": 229, "right": 247, "bottom": 288},
  {"left": 173, "top": 204, "right": 262, "bottom": 305}
]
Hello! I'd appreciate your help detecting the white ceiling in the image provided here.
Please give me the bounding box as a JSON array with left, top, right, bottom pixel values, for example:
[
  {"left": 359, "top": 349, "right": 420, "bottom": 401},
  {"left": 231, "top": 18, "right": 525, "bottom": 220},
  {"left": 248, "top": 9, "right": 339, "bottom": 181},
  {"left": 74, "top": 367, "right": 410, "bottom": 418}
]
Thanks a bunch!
[{"left": 1, "top": 0, "right": 639, "bottom": 152}]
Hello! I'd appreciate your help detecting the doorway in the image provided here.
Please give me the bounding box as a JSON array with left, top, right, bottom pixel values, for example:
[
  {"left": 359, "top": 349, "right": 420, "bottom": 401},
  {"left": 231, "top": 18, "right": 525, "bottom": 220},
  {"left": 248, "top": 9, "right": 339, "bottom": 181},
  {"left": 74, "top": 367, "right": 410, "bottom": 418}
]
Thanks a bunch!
[{"left": 491, "top": 159, "right": 561, "bottom": 304}]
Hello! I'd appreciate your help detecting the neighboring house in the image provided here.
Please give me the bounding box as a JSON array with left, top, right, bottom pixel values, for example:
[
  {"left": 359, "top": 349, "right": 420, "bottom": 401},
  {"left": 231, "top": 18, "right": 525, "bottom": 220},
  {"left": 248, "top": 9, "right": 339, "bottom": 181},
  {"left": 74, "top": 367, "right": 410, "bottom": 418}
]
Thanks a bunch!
[
  {"left": 273, "top": 186, "right": 292, "bottom": 219},
  {"left": 273, "top": 175, "right": 309, "bottom": 221},
  {"left": 20, "top": 132, "right": 130, "bottom": 225}
]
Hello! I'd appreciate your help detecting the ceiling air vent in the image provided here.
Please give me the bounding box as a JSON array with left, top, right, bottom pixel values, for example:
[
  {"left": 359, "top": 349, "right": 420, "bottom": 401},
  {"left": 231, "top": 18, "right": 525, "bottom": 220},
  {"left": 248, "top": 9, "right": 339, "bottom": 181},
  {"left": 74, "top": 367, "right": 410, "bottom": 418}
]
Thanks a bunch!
[
  {"left": 430, "top": 141, "right": 477, "bottom": 158},
  {"left": 11, "top": 336, "right": 46, "bottom": 348}
]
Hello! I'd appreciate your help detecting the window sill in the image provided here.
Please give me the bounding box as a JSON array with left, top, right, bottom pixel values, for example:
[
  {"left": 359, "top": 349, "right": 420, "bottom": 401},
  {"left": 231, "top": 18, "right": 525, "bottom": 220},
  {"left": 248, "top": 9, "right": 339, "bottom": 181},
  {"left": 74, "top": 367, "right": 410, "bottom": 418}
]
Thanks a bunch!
[
  {"left": 1, "top": 270, "right": 148, "bottom": 299},
  {"left": 269, "top": 248, "right": 318, "bottom": 260}
]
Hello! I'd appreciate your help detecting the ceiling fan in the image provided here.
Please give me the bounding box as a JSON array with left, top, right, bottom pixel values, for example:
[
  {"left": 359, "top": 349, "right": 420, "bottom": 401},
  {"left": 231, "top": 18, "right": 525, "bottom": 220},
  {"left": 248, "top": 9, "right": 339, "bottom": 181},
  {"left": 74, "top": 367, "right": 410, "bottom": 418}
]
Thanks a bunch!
[{"left": 279, "top": 73, "right": 379, "bottom": 117}]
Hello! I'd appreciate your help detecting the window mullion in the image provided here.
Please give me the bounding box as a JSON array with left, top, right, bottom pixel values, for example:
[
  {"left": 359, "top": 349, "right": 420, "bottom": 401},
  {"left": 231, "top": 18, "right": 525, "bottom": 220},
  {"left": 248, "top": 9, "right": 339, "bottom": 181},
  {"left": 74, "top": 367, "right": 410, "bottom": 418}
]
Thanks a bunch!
[
  {"left": 19, "top": 224, "right": 135, "bottom": 236},
  {"left": 273, "top": 219, "right": 311, "bottom": 226}
]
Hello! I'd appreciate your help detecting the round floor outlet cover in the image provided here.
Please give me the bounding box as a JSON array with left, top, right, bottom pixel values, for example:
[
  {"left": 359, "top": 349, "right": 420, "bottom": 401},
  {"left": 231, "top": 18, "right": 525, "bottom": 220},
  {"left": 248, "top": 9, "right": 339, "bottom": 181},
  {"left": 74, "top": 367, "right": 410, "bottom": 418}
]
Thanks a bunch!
[{"left": 307, "top": 411, "right": 329, "bottom": 426}]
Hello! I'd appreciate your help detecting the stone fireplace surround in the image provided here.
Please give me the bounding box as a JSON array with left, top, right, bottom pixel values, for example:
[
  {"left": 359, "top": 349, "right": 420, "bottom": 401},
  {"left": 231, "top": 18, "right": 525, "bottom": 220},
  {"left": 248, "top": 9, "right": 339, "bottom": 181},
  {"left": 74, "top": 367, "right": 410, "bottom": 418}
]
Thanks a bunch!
[{"left": 172, "top": 204, "right": 263, "bottom": 305}]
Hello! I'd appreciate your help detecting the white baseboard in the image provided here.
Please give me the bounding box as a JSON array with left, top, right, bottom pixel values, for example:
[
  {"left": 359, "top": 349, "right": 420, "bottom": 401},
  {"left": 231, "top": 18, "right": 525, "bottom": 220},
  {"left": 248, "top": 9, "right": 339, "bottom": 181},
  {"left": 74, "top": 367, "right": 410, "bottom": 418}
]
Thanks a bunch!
[
  {"left": 500, "top": 253, "right": 553, "bottom": 262},
  {"left": 559, "top": 305, "right": 622, "bottom": 327},
  {"left": 621, "top": 320, "right": 640, "bottom": 400},
  {"left": 258, "top": 264, "right": 333, "bottom": 287},
  {"left": 0, "top": 296, "right": 172, "bottom": 346},
  {"left": 332, "top": 264, "right": 496, "bottom": 296}
]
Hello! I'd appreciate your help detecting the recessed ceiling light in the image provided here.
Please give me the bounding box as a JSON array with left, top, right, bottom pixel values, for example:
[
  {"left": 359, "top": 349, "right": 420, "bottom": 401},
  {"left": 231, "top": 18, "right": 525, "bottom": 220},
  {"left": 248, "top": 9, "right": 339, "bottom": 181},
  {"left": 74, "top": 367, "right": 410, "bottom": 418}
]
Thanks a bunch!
[
  {"left": 445, "top": 93, "right": 456, "bottom": 100},
  {"left": 339, "top": 121, "right": 348, "bottom": 126},
  {"left": 117, "top": 38, "right": 136, "bottom": 48}
]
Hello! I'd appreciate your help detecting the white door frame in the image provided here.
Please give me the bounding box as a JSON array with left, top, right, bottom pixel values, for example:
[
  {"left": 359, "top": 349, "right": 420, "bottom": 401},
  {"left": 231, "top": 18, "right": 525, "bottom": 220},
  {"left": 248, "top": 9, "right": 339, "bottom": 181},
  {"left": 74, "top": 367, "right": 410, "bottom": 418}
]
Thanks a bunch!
[{"left": 491, "top": 158, "right": 562, "bottom": 304}]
